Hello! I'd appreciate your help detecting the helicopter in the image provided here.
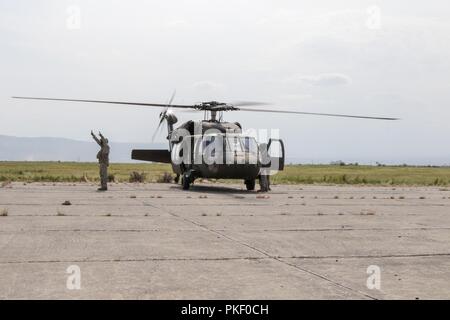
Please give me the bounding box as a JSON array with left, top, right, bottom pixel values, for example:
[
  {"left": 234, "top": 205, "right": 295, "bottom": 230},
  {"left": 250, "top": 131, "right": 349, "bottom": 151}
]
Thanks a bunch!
[{"left": 12, "top": 96, "right": 399, "bottom": 191}]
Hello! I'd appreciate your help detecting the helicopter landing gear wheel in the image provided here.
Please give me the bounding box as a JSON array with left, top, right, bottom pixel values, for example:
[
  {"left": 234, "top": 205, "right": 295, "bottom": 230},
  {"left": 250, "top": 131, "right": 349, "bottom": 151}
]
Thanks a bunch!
[
  {"left": 181, "top": 171, "right": 194, "bottom": 190},
  {"left": 182, "top": 175, "right": 190, "bottom": 190},
  {"left": 245, "top": 179, "right": 255, "bottom": 191},
  {"left": 258, "top": 175, "right": 271, "bottom": 192}
]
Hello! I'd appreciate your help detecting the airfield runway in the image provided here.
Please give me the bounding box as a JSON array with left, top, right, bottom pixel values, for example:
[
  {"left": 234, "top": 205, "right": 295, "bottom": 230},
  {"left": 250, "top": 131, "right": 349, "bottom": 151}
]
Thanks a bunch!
[{"left": 0, "top": 182, "right": 449, "bottom": 299}]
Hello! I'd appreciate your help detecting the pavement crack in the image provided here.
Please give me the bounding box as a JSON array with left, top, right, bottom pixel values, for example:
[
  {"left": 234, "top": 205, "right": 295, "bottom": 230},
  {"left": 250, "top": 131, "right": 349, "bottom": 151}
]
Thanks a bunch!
[
  {"left": 0, "top": 257, "right": 268, "bottom": 265},
  {"left": 284, "top": 253, "right": 450, "bottom": 259},
  {"left": 2, "top": 253, "right": 449, "bottom": 265}
]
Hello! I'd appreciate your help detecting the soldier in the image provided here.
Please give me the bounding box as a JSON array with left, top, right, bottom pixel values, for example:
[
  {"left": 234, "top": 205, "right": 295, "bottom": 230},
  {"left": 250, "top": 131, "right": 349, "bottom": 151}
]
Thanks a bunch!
[
  {"left": 258, "top": 142, "right": 271, "bottom": 192},
  {"left": 91, "top": 130, "right": 110, "bottom": 191}
]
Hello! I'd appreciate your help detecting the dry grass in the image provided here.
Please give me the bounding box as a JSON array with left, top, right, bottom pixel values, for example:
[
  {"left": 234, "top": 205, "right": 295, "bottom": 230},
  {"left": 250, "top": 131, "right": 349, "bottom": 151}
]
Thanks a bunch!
[
  {"left": 1, "top": 180, "right": 11, "bottom": 188},
  {"left": 2, "top": 162, "right": 450, "bottom": 186},
  {"left": 156, "top": 172, "right": 174, "bottom": 183},
  {"left": 129, "top": 171, "right": 146, "bottom": 183},
  {"left": 360, "top": 209, "right": 376, "bottom": 216},
  {"left": 271, "top": 164, "right": 450, "bottom": 186}
]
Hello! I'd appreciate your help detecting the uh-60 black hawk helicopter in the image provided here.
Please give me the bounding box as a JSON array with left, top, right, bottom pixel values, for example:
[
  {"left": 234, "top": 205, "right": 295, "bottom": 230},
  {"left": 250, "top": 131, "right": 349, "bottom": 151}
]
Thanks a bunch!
[{"left": 13, "top": 95, "right": 399, "bottom": 192}]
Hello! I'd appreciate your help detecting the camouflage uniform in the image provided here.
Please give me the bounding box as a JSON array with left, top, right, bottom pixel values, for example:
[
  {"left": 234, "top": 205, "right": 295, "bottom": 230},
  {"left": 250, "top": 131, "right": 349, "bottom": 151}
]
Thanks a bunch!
[
  {"left": 91, "top": 131, "right": 110, "bottom": 191},
  {"left": 258, "top": 143, "right": 271, "bottom": 192}
]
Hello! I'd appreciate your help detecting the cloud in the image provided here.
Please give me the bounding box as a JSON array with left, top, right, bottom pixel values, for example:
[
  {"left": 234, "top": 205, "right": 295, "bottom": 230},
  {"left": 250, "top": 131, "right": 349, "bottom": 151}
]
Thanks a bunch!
[{"left": 288, "top": 73, "right": 352, "bottom": 87}]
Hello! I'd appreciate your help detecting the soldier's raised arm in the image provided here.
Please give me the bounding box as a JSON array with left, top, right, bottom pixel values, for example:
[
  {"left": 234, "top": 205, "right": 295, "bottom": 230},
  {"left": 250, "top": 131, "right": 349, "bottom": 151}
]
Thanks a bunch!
[{"left": 91, "top": 130, "right": 101, "bottom": 145}]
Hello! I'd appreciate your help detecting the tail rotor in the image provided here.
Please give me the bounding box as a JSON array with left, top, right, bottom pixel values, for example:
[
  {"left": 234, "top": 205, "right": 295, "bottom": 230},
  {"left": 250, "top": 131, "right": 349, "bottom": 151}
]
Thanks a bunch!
[{"left": 152, "top": 90, "right": 177, "bottom": 142}]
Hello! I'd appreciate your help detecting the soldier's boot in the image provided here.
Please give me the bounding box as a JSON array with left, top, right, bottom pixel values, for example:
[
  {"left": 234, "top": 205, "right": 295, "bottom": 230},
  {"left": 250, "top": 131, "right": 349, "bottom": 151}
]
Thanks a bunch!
[
  {"left": 98, "top": 179, "right": 108, "bottom": 191},
  {"left": 98, "top": 180, "right": 107, "bottom": 191}
]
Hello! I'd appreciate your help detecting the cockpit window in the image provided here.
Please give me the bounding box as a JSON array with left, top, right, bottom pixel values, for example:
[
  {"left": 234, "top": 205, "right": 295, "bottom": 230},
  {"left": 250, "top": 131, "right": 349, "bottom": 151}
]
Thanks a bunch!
[
  {"left": 203, "top": 136, "right": 216, "bottom": 149},
  {"left": 226, "top": 136, "right": 257, "bottom": 153},
  {"left": 242, "top": 137, "right": 258, "bottom": 153},
  {"left": 202, "top": 136, "right": 219, "bottom": 157},
  {"left": 226, "top": 137, "right": 243, "bottom": 152}
]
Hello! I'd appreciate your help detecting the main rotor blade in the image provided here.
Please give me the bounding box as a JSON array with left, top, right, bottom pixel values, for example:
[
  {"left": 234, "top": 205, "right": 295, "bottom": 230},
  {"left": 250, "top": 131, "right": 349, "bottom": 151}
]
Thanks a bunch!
[
  {"left": 237, "top": 107, "right": 400, "bottom": 120},
  {"left": 12, "top": 96, "right": 196, "bottom": 109},
  {"left": 230, "top": 101, "right": 271, "bottom": 107},
  {"left": 12, "top": 96, "right": 399, "bottom": 120}
]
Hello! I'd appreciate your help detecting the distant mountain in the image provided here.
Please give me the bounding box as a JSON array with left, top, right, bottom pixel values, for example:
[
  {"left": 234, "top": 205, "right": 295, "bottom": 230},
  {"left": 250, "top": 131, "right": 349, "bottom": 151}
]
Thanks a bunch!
[
  {"left": 1, "top": 135, "right": 448, "bottom": 166},
  {"left": 0, "top": 135, "right": 166, "bottom": 162}
]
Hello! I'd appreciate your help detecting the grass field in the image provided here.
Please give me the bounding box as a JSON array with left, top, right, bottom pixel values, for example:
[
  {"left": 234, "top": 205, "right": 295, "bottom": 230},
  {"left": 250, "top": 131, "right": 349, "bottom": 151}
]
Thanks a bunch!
[{"left": 1, "top": 161, "right": 450, "bottom": 186}]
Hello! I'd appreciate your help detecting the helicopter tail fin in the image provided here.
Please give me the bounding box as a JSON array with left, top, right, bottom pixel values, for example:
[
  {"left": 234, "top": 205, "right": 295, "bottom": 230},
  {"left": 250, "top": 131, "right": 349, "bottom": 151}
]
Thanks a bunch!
[{"left": 131, "top": 149, "right": 171, "bottom": 163}]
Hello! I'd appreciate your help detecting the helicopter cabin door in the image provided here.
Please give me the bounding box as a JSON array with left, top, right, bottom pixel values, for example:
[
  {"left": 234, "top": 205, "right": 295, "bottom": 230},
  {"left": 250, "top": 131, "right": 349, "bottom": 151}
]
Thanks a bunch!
[{"left": 264, "top": 138, "right": 285, "bottom": 172}]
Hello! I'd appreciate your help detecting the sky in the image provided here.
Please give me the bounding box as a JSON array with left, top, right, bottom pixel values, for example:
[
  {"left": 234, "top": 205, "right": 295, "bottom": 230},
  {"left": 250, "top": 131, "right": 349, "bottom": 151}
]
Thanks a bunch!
[{"left": 1, "top": 0, "right": 450, "bottom": 164}]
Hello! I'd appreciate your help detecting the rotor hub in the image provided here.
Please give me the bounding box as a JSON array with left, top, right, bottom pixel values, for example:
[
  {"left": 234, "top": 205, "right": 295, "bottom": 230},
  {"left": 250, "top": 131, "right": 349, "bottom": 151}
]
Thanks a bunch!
[{"left": 197, "top": 101, "right": 238, "bottom": 111}]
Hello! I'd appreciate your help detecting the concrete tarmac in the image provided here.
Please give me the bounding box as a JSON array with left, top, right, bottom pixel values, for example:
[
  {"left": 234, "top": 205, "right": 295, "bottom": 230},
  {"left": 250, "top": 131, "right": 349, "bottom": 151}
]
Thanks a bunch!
[{"left": 1, "top": 182, "right": 449, "bottom": 299}]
